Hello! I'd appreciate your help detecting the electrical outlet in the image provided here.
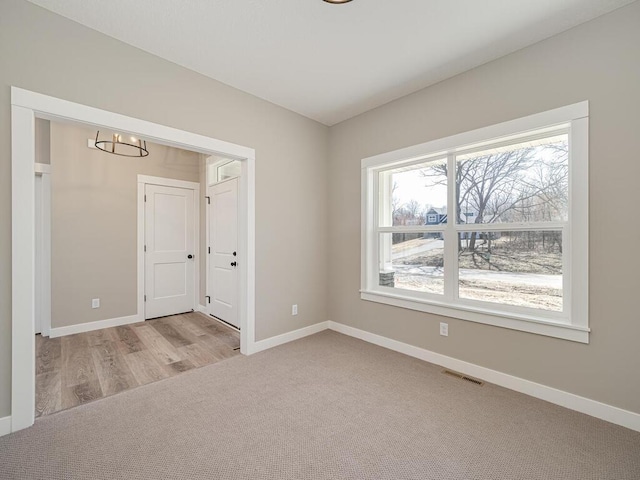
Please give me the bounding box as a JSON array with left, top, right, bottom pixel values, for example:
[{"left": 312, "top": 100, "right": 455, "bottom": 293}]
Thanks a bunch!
[
  {"left": 92, "top": 298, "right": 100, "bottom": 309},
  {"left": 292, "top": 304, "right": 298, "bottom": 316},
  {"left": 440, "top": 322, "right": 448, "bottom": 337}
]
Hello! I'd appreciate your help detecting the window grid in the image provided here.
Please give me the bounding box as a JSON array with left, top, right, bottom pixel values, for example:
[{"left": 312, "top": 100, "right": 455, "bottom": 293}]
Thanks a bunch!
[{"left": 362, "top": 103, "right": 588, "bottom": 342}]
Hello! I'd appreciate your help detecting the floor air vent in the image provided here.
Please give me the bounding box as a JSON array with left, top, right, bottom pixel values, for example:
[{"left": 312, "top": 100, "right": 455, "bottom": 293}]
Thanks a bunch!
[{"left": 442, "top": 369, "right": 484, "bottom": 386}]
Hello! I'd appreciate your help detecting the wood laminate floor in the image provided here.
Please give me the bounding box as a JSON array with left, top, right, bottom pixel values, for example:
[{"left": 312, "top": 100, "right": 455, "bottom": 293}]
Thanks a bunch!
[{"left": 35, "top": 312, "right": 240, "bottom": 417}]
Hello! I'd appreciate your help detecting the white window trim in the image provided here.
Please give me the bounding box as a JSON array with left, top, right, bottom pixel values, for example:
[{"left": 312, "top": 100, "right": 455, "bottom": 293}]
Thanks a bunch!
[{"left": 361, "top": 102, "right": 589, "bottom": 343}]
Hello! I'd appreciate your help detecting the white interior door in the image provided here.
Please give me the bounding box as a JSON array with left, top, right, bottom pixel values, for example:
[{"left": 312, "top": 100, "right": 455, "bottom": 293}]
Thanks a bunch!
[
  {"left": 208, "top": 177, "right": 239, "bottom": 328},
  {"left": 34, "top": 169, "right": 51, "bottom": 336},
  {"left": 34, "top": 173, "right": 43, "bottom": 335},
  {"left": 145, "top": 184, "right": 196, "bottom": 319}
]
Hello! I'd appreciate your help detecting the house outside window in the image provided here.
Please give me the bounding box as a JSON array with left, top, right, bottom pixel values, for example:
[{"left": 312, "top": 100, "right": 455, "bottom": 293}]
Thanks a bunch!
[
  {"left": 426, "top": 213, "right": 438, "bottom": 224},
  {"left": 361, "top": 103, "right": 589, "bottom": 342}
]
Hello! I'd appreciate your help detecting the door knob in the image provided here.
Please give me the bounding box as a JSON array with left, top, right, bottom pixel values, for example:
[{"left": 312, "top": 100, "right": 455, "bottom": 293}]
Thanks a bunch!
[
  {"left": 230, "top": 261, "right": 237, "bottom": 267},
  {"left": 233, "top": 251, "right": 237, "bottom": 256},
  {"left": 188, "top": 254, "right": 194, "bottom": 259}
]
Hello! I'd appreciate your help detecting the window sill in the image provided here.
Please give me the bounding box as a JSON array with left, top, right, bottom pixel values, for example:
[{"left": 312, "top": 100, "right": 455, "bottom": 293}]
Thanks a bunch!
[{"left": 360, "top": 290, "right": 589, "bottom": 343}]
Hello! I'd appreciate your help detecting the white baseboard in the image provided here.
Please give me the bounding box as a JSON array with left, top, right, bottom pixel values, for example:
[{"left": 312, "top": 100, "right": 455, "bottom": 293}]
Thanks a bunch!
[
  {"left": 250, "top": 321, "right": 329, "bottom": 354},
  {"left": 328, "top": 321, "right": 640, "bottom": 433},
  {"left": 49, "top": 314, "right": 142, "bottom": 338},
  {"left": 197, "top": 304, "right": 207, "bottom": 314},
  {"left": 0, "top": 416, "right": 12, "bottom": 437},
  {"left": 41, "top": 313, "right": 640, "bottom": 433}
]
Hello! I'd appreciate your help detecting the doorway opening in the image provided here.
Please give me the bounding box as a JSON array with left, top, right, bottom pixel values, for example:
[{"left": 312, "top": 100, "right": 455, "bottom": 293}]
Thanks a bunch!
[{"left": 11, "top": 87, "right": 256, "bottom": 433}]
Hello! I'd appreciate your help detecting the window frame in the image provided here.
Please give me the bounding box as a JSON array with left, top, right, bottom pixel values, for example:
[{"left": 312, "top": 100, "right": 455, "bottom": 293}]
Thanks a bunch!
[{"left": 361, "top": 102, "right": 589, "bottom": 343}]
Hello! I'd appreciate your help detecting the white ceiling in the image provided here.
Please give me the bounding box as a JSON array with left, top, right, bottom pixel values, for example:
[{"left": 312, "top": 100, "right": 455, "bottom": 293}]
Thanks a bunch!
[{"left": 28, "top": 0, "right": 635, "bottom": 126}]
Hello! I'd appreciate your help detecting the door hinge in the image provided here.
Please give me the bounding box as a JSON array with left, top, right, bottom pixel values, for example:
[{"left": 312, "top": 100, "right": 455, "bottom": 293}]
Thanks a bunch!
[
  {"left": 205, "top": 295, "right": 211, "bottom": 304},
  {"left": 144, "top": 294, "right": 147, "bottom": 302},
  {"left": 208, "top": 246, "right": 210, "bottom": 254},
  {"left": 205, "top": 196, "right": 210, "bottom": 205},
  {"left": 144, "top": 194, "right": 147, "bottom": 202},
  {"left": 144, "top": 245, "right": 147, "bottom": 252}
]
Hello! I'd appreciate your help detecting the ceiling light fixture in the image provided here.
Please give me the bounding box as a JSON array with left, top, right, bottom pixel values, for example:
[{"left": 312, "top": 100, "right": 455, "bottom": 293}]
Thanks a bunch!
[
  {"left": 95, "top": 131, "right": 149, "bottom": 157},
  {"left": 323, "top": 0, "right": 353, "bottom": 4}
]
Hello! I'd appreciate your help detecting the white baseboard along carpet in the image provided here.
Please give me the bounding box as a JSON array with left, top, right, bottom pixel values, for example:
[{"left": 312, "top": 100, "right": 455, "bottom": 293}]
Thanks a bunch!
[{"left": 1, "top": 331, "right": 639, "bottom": 479}]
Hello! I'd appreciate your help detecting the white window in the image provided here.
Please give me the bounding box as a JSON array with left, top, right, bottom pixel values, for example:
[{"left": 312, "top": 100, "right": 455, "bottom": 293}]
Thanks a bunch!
[
  {"left": 217, "top": 160, "right": 242, "bottom": 182},
  {"left": 361, "top": 103, "right": 589, "bottom": 342},
  {"left": 206, "top": 159, "right": 242, "bottom": 185}
]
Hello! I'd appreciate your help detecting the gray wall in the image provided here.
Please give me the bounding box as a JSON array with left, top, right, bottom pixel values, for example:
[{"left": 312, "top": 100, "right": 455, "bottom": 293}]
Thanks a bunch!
[
  {"left": 0, "top": 0, "right": 329, "bottom": 418},
  {"left": 50, "top": 122, "right": 201, "bottom": 328},
  {"left": 328, "top": 1, "right": 640, "bottom": 414},
  {"left": 35, "top": 119, "right": 50, "bottom": 165},
  {"left": 2, "top": 0, "right": 638, "bottom": 422}
]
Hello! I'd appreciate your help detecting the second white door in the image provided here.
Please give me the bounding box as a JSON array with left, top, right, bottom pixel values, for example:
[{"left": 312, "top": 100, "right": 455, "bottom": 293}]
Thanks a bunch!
[
  {"left": 145, "top": 184, "right": 196, "bottom": 319},
  {"left": 208, "top": 177, "right": 239, "bottom": 328}
]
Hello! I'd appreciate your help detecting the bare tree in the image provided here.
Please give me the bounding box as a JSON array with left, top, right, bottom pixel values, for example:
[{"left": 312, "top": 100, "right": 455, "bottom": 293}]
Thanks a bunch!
[
  {"left": 405, "top": 199, "right": 421, "bottom": 221},
  {"left": 421, "top": 142, "right": 568, "bottom": 254},
  {"left": 391, "top": 181, "right": 401, "bottom": 219}
]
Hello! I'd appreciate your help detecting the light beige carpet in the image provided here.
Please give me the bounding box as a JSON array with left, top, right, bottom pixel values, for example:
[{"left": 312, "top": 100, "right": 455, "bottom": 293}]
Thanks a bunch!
[{"left": 1, "top": 331, "right": 639, "bottom": 480}]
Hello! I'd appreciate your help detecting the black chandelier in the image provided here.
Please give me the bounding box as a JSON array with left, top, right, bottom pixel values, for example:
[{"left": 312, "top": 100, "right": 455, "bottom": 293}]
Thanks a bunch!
[{"left": 95, "top": 131, "right": 149, "bottom": 157}]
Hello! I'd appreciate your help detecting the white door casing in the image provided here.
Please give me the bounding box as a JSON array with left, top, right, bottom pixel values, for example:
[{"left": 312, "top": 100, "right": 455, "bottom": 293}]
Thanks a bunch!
[
  {"left": 208, "top": 177, "right": 239, "bottom": 328},
  {"left": 145, "top": 184, "right": 196, "bottom": 319}
]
